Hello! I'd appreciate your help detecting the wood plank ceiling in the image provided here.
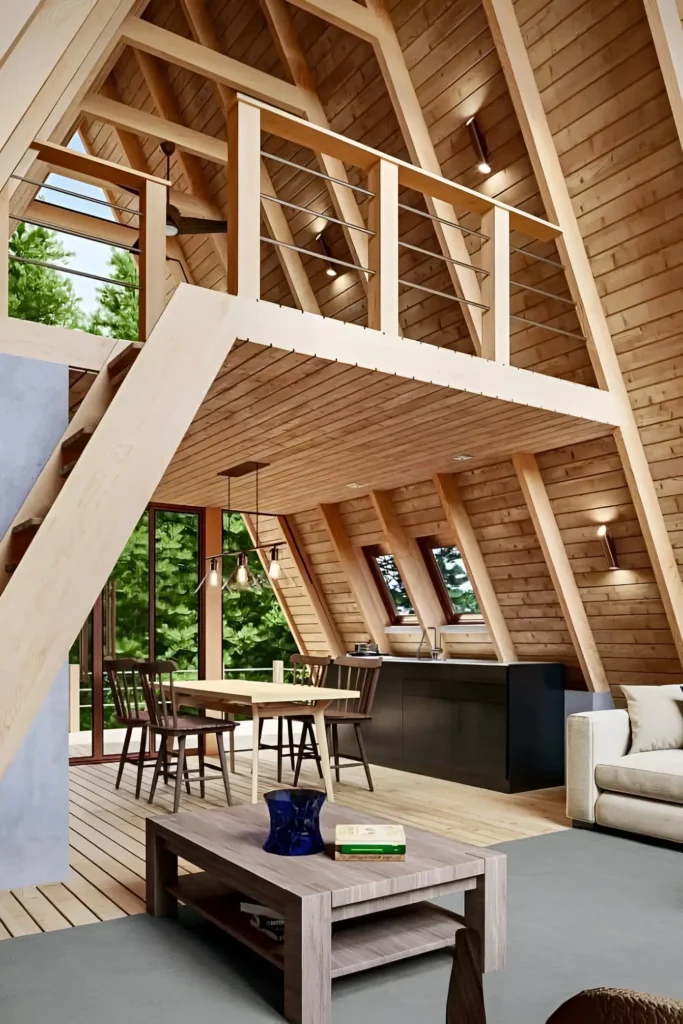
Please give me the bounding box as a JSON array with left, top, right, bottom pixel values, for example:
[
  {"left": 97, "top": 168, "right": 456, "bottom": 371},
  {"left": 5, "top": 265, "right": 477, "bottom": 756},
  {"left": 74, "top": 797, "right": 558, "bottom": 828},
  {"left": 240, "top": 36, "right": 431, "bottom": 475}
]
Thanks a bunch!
[{"left": 54, "top": 0, "right": 683, "bottom": 691}]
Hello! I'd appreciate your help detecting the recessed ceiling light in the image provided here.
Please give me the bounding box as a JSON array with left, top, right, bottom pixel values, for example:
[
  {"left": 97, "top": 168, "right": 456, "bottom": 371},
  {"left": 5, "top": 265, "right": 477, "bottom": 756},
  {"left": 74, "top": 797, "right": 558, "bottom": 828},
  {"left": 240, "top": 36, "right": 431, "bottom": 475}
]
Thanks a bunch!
[
  {"left": 347, "top": 482, "right": 370, "bottom": 489},
  {"left": 453, "top": 454, "right": 473, "bottom": 461}
]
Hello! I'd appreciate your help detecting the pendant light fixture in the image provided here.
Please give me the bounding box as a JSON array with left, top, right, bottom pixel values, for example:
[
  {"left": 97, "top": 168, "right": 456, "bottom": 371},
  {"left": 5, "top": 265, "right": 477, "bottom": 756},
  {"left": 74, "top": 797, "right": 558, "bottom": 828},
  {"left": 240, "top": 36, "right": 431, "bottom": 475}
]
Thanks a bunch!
[{"left": 198, "top": 465, "right": 287, "bottom": 594}]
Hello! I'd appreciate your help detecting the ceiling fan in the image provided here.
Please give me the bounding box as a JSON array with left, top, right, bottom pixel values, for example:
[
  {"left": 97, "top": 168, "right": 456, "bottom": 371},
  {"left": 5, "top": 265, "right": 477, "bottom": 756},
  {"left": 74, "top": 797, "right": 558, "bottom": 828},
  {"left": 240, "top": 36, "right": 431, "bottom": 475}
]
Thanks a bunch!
[{"left": 131, "top": 141, "right": 226, "bottom": 247}]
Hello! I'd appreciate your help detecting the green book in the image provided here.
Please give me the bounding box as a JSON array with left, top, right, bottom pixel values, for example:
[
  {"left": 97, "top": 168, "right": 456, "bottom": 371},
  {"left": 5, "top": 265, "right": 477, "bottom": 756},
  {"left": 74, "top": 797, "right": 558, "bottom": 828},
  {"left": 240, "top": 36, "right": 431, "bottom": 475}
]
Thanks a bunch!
[{"left": 339, "top": 843, "right": 407, "bottom": 855}]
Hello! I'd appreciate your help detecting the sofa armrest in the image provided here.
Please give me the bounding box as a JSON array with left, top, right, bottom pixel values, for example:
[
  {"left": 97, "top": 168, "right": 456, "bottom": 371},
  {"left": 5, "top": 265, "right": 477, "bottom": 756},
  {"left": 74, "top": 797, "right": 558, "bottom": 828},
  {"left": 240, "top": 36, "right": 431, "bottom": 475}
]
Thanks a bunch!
[{"left": 566, "top": 710, "right": 630, "bottom": 823}]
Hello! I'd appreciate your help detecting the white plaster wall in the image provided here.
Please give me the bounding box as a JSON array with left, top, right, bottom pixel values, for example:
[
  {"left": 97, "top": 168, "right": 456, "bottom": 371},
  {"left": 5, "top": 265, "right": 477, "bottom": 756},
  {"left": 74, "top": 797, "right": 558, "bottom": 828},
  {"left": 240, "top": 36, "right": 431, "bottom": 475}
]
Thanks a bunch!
[{"left": 0, "top": 353, "right": 69, "bottom": 888}]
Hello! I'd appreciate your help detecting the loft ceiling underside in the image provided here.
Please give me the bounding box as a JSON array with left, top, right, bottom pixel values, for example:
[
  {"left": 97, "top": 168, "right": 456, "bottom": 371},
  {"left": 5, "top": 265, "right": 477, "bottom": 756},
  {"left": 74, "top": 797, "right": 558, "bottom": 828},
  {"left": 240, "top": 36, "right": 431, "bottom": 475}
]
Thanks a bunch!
[{"left": 154, "top": 334, "right": 614, "bottom": 514}]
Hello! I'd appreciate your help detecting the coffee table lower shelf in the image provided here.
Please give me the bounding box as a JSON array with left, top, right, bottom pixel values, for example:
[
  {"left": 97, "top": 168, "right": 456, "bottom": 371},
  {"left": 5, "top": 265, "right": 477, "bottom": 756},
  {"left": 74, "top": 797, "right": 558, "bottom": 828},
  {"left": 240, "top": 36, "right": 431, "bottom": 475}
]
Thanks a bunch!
[{"left": 169, "top": 872, "right": 462, "bottom": 979}]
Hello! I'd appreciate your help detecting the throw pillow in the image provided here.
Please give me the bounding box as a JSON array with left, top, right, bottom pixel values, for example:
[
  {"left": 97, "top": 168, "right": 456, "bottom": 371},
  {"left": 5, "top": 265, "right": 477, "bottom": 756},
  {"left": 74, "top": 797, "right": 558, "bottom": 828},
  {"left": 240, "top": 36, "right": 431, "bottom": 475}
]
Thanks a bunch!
[{"left": 620, "top": 683, "right": 683, "bottom": 754}]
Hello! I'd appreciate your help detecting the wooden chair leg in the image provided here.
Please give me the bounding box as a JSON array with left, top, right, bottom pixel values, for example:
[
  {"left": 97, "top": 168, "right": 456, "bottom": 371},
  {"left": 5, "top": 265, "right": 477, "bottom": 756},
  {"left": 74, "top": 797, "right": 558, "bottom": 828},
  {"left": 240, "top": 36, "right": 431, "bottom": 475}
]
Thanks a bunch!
[
  {"left": 116, "top": 726, "right": 132, "bottom": 789},
  {"left": 216, "top": 732, "right": 232, "bottom": 805},
  {"left": 310, "top": 721, "right": 323, "bottom": 779},
  {"left": 198, "top": 733, "right": 206, "bottom": 799},
  {"left": 258, "top": 716, "right": 265, "bottom": 748},
  {"left": 332, "top": 724, "right": 340, "bottom": 783},
  {"left": 276, "top": 716, "right": 283, "bottom": 783},
  {"left": 148, "top": 741, "right": 165, "bottom": 804},
  {"left": 446, "top": 928, "right": 486, "bottom": 1024},
  {"left": 354, "top": 723, "right": 374, "bottom": 792},
  {"left": 135, "top": 725, "right": 147, "bottom": 800},
  {"left": 229, "top": 721, "right": 236, "bottom": 774},
  {"left": 174, "top": 736, "right": 187, "bottom": 813},
  {"left": 287, "top": 718, "right": 295, "bottom": 771},
  {"left": 163, "top": 737, "right": 171, "bottom": 784},
  {"left": 293, "top": 723, "right": 306, "bottom": 786}
]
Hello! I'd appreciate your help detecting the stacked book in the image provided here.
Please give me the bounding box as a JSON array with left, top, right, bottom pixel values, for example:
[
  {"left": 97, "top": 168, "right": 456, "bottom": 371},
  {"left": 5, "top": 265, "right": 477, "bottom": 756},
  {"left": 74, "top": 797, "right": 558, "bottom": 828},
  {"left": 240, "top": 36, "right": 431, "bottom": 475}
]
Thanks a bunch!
[{"left": 334, "top": 823, "right": 406, "bottom": 861}]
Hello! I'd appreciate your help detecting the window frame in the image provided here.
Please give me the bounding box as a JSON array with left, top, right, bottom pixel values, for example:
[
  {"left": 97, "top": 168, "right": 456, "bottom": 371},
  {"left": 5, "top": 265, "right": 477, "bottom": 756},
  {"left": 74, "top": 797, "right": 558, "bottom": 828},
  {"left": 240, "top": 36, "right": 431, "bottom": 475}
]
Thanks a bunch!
[
  {"left": 417, "top": 535, "right": 484, "bottom": 625},
  {"left": 363, "top": 544, "right": 418, "bottom": 626}
]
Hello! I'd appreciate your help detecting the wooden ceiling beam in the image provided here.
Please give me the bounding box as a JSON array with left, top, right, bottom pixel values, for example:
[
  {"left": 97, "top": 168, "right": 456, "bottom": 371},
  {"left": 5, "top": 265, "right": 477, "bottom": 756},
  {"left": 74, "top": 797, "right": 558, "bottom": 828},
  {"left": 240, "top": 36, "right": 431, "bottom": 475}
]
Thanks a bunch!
[
  {"left": 178, "top": 0, "right": 319, "bottom": 314},
  {"left": 260, "top": 0, "right": 370, "bottom": 286},
  {"left": 318, "top": 503, "right": 391, "bottom": 652},
  {"left": 133, "top": 49, "right": 228, "bottom": 274},
  {"left": 434, "top": 474, "right": 516, "bottom": 664},
  {"left": 0, "top": 317, "right": 116, "bottom": 371},
  {"left": 512, "top": 454, "right": 608, "bottom": 692},
  {"left": 483, "top": 0, "right": 683, "bottom": 670},
  {"left": 371, "top": 489, "right": 446, "bottom": 633},
  {"left": 120, "top": 16, "right": 306, "bottom": 115},
  {"left": 277, "top": 515, "right": 344, "bottom": 656},
  {"left": 643, "top": 0, "right": 683, "bottom": 151}
]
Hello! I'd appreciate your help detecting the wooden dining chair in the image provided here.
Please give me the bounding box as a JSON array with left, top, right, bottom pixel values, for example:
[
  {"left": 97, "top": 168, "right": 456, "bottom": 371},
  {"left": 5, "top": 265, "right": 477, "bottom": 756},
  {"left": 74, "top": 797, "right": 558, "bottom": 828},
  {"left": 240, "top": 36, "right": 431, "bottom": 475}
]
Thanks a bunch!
[
  {"left": 137, "top": 660, "right": 236, "bottom": 813},
  {"left": 257, "top": 654, "right": 331, "bottom": 782},
  {"left": 293, "top": 656, "right": 381, "bottom": 791},
  {"left": 104, "top": 657, "right": 150, "bottom": 799}
]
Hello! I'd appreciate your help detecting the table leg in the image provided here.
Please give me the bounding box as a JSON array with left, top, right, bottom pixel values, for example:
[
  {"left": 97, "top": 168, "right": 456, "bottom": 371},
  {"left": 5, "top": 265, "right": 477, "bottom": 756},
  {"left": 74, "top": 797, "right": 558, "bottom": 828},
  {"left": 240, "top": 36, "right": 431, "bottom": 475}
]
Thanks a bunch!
[
  {"left": 312, "top": 709, "right": 335, "bottom": 803},
  {"left": 251, "top": 705, "right": 260, "bottom": 804},
  {"left": 464, "top": 849, "right": 506, "bottom": 972},
  {"left": 284, "top": 892, "right": 332, "bottom": 1024},
  {"left": 146, "top": 826, "right": 178, "bottom": 918}
]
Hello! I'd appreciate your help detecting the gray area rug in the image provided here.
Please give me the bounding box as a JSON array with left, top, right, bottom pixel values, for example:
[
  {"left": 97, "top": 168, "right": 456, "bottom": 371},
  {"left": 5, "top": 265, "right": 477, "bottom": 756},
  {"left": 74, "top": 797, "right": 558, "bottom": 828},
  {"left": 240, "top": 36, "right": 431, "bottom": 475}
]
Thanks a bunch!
[{"left": 1, "top": 827, "right": 681, "bottom": 1023}]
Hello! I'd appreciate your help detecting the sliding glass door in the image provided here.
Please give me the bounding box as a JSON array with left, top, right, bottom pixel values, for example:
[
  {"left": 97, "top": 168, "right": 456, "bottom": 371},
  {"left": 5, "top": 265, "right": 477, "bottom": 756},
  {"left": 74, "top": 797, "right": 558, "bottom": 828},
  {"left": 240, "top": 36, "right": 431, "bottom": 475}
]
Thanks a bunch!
[{"left": 69, "top": 505, "right": 203, "bottom": 764}]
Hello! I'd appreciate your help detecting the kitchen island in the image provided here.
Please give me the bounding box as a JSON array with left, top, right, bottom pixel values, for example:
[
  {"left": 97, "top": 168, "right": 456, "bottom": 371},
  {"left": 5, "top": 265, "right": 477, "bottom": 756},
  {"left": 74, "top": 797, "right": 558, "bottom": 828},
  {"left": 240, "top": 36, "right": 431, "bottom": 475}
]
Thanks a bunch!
[{"left": 362, "top": 657, "right": 565, "bottom": 793}]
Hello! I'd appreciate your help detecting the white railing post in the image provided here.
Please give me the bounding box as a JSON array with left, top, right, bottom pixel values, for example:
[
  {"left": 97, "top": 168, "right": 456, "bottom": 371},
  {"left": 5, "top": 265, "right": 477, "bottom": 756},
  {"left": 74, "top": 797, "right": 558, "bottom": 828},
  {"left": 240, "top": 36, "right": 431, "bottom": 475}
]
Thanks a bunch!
[
  {"left": 227, "top": 98, "right": 261, "bottom": 299},
  {"left": 367, "top": 158, "right": 399, "bottom": 335},
  {"left": 138, "top": 178, "right": 168, "bottom": 340},
  {"left": 481, "top": 205, "right": 510, "bottom": 363}
]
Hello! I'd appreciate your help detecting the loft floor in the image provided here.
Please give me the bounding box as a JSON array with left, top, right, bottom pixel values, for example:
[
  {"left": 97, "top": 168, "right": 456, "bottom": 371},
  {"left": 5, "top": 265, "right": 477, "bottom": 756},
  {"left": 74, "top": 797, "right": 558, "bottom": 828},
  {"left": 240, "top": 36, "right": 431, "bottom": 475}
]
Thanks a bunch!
[{"left": 0, "top": 753, "right": 566, "bottom": 939}]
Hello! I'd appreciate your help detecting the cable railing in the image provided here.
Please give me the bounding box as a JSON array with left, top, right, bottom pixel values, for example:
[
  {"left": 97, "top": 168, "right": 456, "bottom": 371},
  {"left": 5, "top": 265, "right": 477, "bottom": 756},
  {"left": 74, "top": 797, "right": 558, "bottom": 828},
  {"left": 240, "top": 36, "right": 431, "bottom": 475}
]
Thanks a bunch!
[{"left": 229, "top": 93, "right": 586, "bottom": 368}]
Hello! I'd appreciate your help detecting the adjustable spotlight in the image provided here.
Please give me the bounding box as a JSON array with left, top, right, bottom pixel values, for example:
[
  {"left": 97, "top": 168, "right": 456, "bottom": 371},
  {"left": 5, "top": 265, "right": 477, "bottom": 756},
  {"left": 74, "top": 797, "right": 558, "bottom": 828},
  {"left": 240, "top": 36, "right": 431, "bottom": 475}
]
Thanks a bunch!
[
  {"left": 597, "top": 525, "right": 619, "bottom": 570},
  {"left": 316, "top": 231, "right": 338, "bottom": 277},
  {"left": 465, "top": 116, "right": 491, "bottom": 175}
]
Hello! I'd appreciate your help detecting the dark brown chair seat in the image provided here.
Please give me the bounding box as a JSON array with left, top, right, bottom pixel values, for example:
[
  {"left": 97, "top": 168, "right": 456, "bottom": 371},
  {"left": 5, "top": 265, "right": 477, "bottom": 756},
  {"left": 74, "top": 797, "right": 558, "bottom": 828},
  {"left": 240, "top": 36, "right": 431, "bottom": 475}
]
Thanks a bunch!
[
  {"left": 117, "top": 709, "right": 150, "bottom": 727},
  {"left": 167, "top": 714, "right": 236, "bottom": 735}
]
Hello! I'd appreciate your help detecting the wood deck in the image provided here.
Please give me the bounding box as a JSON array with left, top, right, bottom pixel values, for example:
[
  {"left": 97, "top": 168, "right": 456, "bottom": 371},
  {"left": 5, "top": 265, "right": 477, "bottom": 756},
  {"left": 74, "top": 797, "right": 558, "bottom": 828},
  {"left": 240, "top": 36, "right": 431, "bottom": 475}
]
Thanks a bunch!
[{"left": 0, "top": 753, "right": 566, "bottom": 939}]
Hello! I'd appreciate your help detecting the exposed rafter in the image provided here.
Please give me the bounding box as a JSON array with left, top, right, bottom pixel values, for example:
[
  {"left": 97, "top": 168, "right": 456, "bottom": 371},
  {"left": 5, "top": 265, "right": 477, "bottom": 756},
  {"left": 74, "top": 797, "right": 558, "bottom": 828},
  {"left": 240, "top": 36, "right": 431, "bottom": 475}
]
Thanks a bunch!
[
  {"left": 482, "top": 0, "right": 683, "bottom": 669},
  {"left": 512, "top": 454, "right": 609, "bottom": 693},
  {"left": 177, "top": 0, "right": 319, "bottom": 314},
  {"left": 277, "top": 515, "right": 344, "bottom": 656},
  {"left": 643, "top": 0, "right": 683, "bottom": 151},
  {"left": 434, "top": 474, "right": 516, "bottom": 664}
]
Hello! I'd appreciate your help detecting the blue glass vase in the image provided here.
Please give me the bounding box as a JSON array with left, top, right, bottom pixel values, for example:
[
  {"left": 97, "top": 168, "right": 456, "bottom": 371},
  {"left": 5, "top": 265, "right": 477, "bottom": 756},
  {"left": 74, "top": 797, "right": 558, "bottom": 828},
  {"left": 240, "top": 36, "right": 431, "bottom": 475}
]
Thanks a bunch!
[{"left": 263, "top": 789, "right": 326, "bottom": 856}]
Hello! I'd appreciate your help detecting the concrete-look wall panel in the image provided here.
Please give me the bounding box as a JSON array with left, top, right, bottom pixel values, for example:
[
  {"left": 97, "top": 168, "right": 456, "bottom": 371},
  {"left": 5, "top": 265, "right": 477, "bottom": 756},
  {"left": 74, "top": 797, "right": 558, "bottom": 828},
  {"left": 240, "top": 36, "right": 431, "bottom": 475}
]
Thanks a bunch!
[{"left": 0, "top": 352, "right": 69, "bottom": 889}]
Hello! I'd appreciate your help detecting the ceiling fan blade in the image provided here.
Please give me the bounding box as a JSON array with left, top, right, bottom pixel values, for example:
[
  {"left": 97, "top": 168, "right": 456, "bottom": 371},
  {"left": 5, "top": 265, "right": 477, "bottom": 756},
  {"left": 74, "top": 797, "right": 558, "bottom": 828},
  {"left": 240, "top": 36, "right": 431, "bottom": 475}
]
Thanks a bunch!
[{"left": 175, "top": 217, "right": 227, "bottom": 235}]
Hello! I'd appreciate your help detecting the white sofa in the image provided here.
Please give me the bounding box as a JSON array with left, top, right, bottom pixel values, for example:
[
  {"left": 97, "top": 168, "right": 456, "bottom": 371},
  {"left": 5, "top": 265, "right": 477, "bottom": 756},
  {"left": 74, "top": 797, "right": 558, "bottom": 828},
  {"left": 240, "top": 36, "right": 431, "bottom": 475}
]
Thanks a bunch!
[{"left": 567, "top": 710, "right": 683, "bottom": 843}]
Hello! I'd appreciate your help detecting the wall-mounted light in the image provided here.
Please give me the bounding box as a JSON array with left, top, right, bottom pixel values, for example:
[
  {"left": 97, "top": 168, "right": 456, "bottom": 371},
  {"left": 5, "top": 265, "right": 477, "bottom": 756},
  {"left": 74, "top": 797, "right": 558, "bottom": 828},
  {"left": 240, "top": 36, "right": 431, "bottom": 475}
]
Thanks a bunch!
[
  {"left": 597, "top": 525, "right": 619, "bottom": 570},
  {"left": 268, "top": 545, "right": 282, "bottom": 580},
  {"left": 316, "top": 231, "right": 338, "bottom": 277},
  {"left": 465, "top": 116, "right": 491, "bottom": 175}
]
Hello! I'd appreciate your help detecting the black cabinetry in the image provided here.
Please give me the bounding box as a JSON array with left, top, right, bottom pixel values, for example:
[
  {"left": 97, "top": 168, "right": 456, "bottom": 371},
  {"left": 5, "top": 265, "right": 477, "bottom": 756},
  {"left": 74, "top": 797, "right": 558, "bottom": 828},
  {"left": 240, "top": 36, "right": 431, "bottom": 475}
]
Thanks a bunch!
[{"left": 363, "top": 658, "right": 564, "bottom": 793}]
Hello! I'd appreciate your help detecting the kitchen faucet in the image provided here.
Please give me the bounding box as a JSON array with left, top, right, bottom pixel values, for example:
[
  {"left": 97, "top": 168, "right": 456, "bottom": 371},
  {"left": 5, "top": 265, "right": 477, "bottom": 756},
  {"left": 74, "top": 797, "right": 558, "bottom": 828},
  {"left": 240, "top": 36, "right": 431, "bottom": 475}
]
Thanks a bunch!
[{"left": 416, "top": 625, "right": 443, "bottom": 660}]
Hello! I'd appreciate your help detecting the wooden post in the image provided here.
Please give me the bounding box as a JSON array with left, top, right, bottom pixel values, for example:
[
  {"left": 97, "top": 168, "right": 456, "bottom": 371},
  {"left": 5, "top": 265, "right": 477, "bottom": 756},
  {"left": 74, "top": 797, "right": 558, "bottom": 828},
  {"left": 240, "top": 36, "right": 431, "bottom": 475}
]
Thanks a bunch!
[
  {"left": 138, "top": 178, "right": 168, "bottom": 340},
  {"left": 277, "top": 515, "right": 344, "bottom": 657},
  {"left": 367, "top": 158, "right": 399, "bottom": 334},
  {"left": 643, "top": 0, "right": 683, "bottom": 150},
  {"left": 227, "top": 98, "right": 261, "bottom": 299},
  {"left": 434, "top": 474, "right": 516, "bottom": 663},
  {"left": 480, "top": 206, "right": 509, "bottom": 363},
  {"left": 201, "top": 507, "right": 223, "bottom": 680},
  {"left": 370, "top": 489, "right": 446, "bottom": 633},
  {"left": 512, "top": 453, "right": 609, "bottom": 693},
  {"left": 318, "top": 502, "right": 391, "bottom": 652}
]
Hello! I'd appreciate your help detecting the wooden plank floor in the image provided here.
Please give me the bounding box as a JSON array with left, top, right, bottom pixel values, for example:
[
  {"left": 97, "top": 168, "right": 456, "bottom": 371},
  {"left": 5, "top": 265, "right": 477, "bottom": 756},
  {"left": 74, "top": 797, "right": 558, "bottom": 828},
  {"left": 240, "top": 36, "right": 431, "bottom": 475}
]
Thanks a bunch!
[{"left": 0, "top": 753, "right": 567, "bottom": 938}]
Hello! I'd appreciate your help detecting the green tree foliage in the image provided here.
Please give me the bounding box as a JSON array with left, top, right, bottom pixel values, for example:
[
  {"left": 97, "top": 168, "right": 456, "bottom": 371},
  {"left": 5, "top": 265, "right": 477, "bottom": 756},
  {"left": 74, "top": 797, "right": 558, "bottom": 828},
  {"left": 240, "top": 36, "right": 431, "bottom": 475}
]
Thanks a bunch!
[
  {"left": 432, "top": 546, "right": 479, "bottom": 613},
  {"left": 8, "top": 222, "right": 84, "bottom": 327},
  {"left": 222, "top": 513, "right": 297, "bottom": 674},
  {"left": 88, "top": 248, "right": 139, "bottom": 340}
]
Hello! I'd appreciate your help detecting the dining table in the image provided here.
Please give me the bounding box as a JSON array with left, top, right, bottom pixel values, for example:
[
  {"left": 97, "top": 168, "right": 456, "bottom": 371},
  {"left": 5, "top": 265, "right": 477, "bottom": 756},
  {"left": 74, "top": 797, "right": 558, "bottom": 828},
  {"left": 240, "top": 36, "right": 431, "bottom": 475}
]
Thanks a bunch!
[{"left": 169, "top": 678, "right": 360, "bottom": 803}]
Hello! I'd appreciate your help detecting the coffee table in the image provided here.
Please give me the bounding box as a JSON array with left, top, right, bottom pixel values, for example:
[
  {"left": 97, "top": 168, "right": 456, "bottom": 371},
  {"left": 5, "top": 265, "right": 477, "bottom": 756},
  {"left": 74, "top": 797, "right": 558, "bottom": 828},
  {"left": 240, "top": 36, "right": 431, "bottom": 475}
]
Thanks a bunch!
[{"left": 147, "top": 802, "right": 506, "bottom": 1024}]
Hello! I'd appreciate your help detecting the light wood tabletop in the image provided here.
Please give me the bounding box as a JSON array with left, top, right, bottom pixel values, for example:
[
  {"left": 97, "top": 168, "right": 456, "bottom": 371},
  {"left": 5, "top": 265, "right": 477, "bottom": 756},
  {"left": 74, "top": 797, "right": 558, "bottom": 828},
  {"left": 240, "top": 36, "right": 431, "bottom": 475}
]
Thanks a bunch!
[
  {"left": 171, "top": 679, "right": 360, "bottom": 803},
  {"left": 147, "top": 802, "right": 506, "bottom": 1024}
]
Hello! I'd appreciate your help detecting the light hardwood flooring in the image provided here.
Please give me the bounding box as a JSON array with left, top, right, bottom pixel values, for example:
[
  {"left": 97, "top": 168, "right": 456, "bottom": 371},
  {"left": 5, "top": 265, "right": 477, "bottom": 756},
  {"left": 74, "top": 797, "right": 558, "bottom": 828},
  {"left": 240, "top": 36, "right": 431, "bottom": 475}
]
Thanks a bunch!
[{"left": 0, "top": 753, "right": 567, "bottom": 939}]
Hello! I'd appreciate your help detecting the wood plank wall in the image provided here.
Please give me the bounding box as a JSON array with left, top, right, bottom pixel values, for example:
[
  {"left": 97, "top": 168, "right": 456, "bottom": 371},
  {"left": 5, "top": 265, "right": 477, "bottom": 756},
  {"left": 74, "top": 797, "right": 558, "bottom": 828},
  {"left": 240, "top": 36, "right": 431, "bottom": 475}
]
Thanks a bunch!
[{"left": 34, "top": 0, "right": 683, "bottom": 689}]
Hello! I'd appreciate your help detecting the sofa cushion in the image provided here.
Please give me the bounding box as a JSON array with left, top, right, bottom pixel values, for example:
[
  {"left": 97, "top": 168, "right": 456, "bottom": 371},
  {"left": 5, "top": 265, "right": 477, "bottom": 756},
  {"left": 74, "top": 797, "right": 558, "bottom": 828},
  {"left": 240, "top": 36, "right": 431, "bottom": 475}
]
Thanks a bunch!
[
  {"left": 620, "top": 683, "right": 683, "bottom": 754},
  {"left": 596, "top": 749, "right": 683, "bottom": 804}
]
